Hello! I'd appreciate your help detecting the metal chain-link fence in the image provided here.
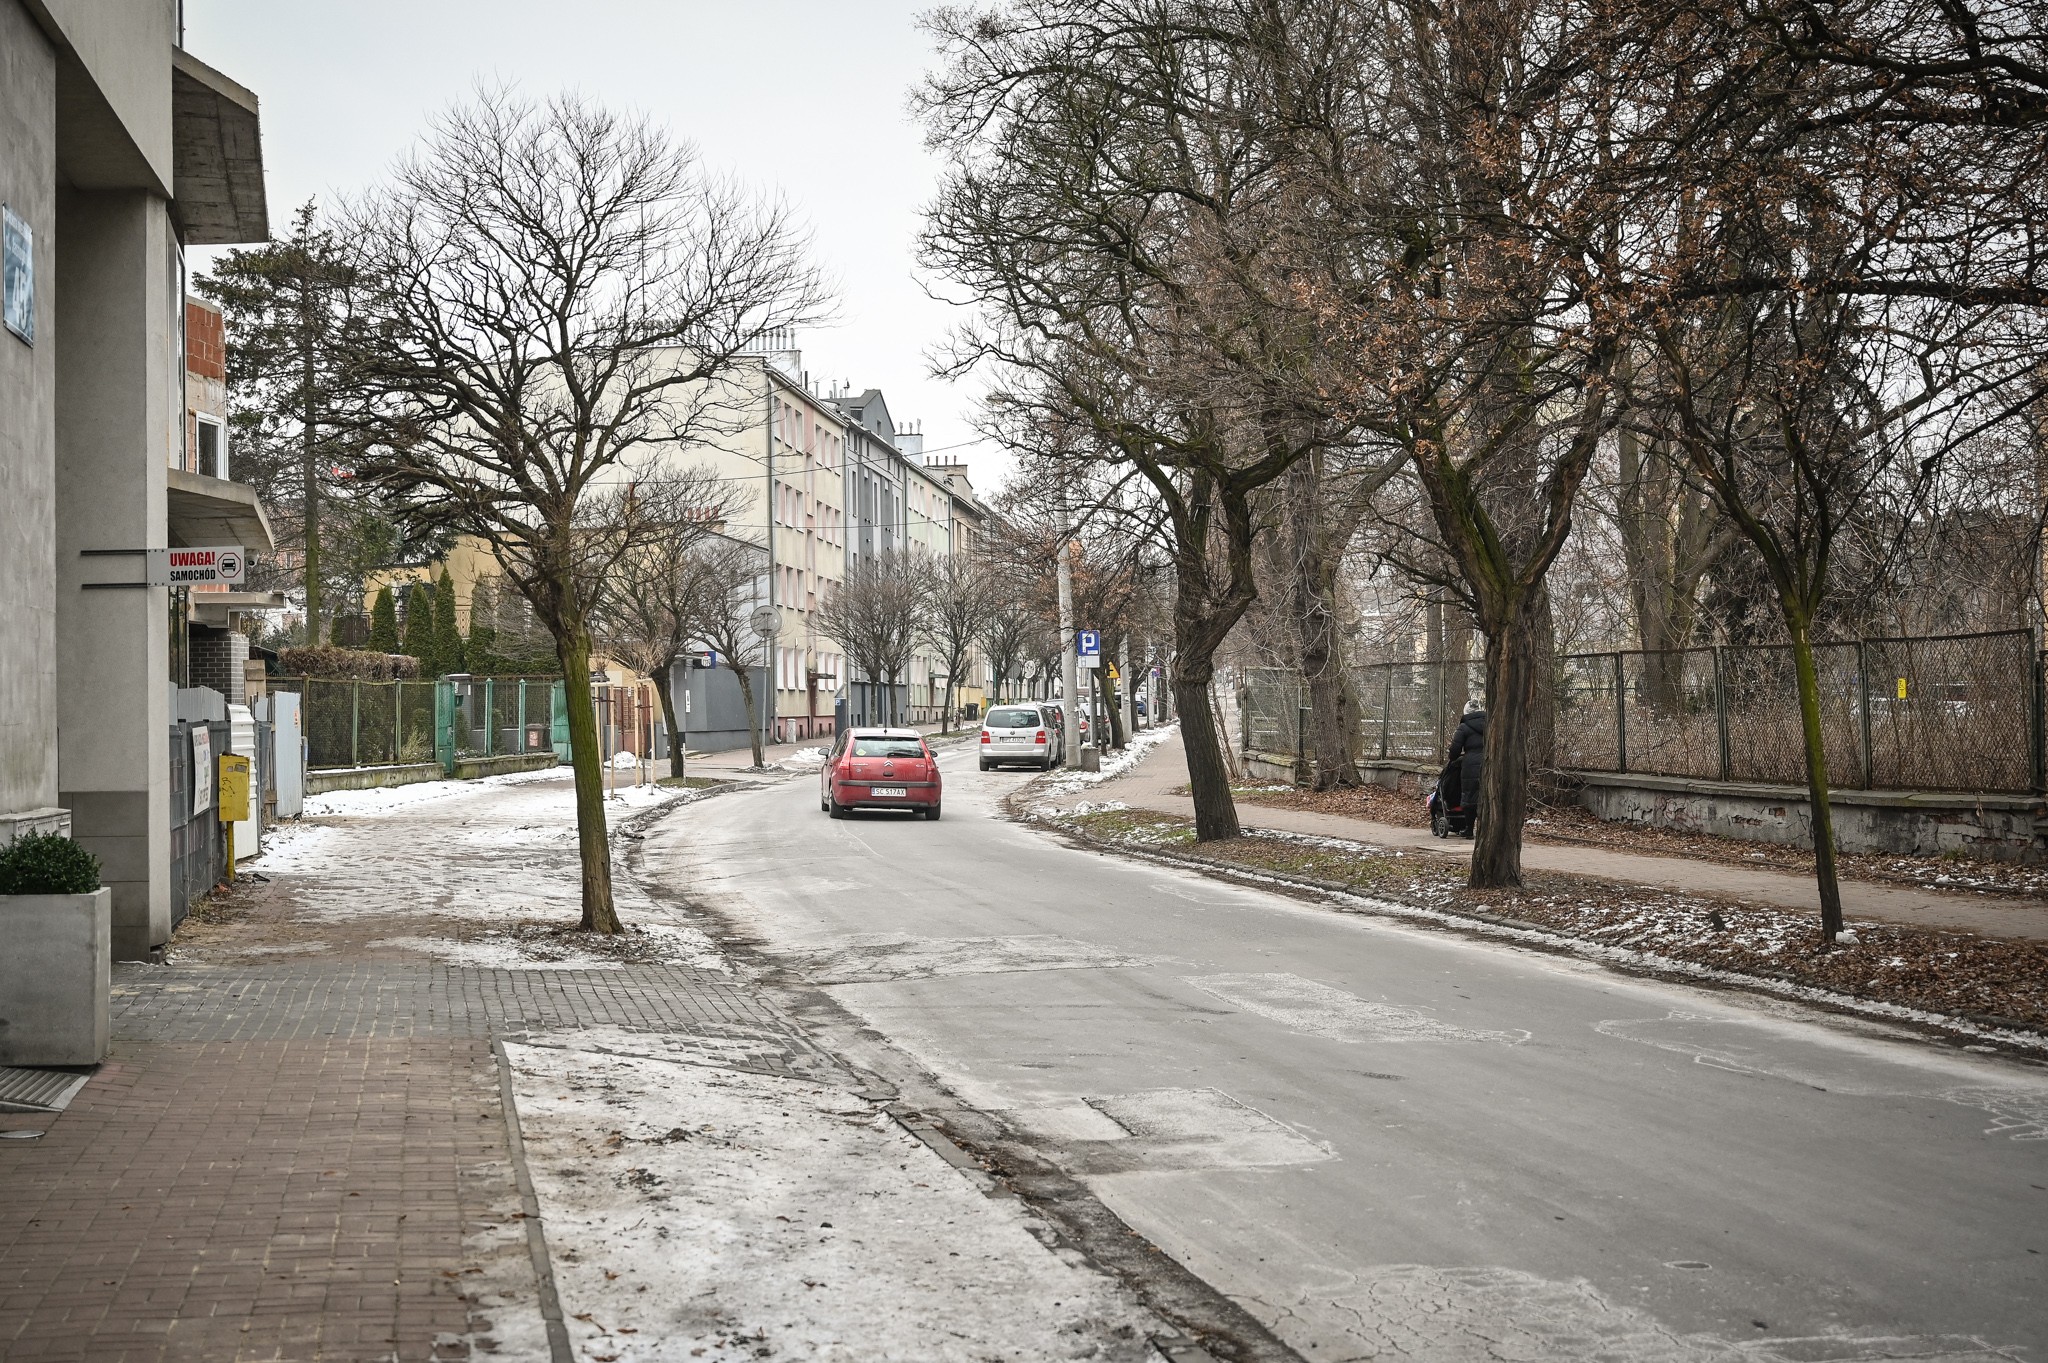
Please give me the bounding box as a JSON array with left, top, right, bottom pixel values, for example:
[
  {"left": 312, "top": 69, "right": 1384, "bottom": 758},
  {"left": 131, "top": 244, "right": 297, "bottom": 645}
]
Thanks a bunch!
[{"left": 1241, "top": 629, "right": 2040, "bottom": 795}]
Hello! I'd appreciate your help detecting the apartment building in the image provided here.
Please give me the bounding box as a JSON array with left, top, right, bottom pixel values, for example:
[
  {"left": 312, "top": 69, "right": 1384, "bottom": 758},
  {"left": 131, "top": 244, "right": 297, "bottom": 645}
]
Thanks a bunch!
[
  {"left": 828, "top": 388, "right": 969, "bottom": 724},
  {"left": 924, "top": 452, "right": 991, "bottom": 716},
  {"left": 359, "top": 339, "right": 989, "bottom": 752},
  {"left": 0, "top": 1, "right": 268, "bottom": 956}
]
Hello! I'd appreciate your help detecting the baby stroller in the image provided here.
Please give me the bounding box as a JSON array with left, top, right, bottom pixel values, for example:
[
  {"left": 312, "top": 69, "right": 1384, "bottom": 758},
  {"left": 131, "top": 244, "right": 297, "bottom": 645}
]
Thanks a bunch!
[{"left": 1427, "top": 759, "right": 1473, "bottom": 838}]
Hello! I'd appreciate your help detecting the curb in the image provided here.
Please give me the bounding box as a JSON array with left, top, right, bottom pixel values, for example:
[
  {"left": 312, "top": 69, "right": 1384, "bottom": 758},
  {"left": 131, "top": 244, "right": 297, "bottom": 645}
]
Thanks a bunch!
[{"left": 1036, "top": 817, "right": 2048, "bottom": 1057}]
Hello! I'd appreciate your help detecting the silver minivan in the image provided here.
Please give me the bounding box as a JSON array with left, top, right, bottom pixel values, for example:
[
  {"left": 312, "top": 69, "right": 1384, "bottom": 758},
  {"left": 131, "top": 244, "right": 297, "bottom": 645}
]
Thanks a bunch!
[{"left": 979, "top": 703, "right": 1059, "bottom": 771}]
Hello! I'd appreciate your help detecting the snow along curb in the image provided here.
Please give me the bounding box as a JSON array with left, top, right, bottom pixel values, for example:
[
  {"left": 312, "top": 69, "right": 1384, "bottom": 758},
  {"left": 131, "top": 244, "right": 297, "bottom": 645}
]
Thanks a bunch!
[{"left": 1045, "top": 821, "right": 2048, "bottom": 1057}]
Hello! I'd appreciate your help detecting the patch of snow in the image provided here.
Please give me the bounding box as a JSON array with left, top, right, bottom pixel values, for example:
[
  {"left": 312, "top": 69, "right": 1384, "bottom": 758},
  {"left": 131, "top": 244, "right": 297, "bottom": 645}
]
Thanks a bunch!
[
  {"left": 503, "top": 1031, "right": 1158, "bottom": 1362},
  {"left": 249, "top": 772, "right": 722, "bottom": 968},
  {"left": 369, "top": 934, "right": 621, "bottom": 971},
  {"left": 1035, "top": 723, "right": 1179, "bottom": 797},
  {"left": 300, "top": 763, "right": 568, "bottom": 818},
  {"left": 781, "top": 746, "right": 829, "bottom": 770}
]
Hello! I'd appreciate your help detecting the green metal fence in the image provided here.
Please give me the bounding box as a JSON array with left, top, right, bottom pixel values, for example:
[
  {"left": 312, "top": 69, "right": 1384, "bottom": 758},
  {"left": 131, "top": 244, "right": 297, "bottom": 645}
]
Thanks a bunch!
[
  {"left": 272, "top": 676, "right": 562, "bottom": 771},
  {"left": 1243, "top": 628, "right": 2041, "bottom": 795}
]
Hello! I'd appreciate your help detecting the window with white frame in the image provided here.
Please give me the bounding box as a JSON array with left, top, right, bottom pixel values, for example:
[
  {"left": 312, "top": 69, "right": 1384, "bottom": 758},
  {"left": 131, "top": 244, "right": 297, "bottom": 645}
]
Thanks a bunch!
[{"left": 194, "top": 413, "right": 226, "bottom": 478}]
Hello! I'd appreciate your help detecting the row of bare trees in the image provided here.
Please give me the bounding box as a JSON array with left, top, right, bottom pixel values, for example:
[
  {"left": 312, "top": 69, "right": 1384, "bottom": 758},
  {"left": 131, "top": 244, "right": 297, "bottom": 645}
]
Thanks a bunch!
[{"left": 918, "top": 0, "right": 2048, "bottom": 943}]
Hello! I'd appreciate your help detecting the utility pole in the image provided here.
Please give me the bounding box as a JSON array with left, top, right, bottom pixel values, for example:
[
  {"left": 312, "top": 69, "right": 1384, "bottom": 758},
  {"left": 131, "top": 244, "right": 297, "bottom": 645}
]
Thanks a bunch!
[{"left": 1056, "top": 494, "right": 1081, "bottom": 768}]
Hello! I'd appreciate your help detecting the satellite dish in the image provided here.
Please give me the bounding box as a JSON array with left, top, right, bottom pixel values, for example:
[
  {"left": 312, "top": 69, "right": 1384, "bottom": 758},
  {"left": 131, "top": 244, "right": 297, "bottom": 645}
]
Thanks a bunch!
[{"left": 751, "top": 605, "right": 781, "bottom": 638}]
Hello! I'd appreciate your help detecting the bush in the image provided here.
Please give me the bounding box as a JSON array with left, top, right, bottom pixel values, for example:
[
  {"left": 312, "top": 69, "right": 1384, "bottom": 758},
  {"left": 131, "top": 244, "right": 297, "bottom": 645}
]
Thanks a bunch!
[
  {"left": 276, "top": 646, "right": 422, "bottom": 681},
  {"left": 0, "top": 834, "right": 102, "bottom": 895}
]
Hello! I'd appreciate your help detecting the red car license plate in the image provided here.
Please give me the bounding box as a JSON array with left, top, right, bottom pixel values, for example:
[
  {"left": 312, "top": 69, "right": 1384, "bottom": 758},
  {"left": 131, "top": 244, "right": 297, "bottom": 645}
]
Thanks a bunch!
[{"left": 870, "top": 786, "right": 907, "bottom": 798}]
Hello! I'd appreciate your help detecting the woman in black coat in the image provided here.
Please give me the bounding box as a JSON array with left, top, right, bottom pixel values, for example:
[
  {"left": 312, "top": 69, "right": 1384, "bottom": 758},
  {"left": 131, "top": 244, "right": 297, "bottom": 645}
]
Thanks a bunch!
[{"left": 1448, "top": 701, "right": 1487, "bottom": 829}]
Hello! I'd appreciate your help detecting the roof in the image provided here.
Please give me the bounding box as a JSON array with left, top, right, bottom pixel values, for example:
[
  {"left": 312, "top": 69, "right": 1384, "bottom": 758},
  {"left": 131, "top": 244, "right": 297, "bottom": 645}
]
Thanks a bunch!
[{"left": 847, "top": 727, "right": 923, "bottom": 737}]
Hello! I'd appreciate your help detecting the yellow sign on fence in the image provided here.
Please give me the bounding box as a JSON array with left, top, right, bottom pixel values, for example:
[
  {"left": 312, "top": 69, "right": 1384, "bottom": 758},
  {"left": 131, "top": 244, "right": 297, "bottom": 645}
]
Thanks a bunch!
[{"left": 217, "top": 754, "right": 251, "bottom": 824}]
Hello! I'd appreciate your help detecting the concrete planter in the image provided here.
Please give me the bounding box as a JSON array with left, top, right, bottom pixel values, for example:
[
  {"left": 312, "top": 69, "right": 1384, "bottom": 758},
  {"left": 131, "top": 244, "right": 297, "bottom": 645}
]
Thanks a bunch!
[{"left": 0, "top": 888, "right": 111, "bottom": 1065}]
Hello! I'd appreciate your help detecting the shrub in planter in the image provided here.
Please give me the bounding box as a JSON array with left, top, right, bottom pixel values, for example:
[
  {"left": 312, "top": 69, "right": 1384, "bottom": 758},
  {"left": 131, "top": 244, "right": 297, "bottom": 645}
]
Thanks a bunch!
[
  {"left": 0, "top": 834, "right": 108, "bottom": 1066},
  {"left": 0, "top": 833, "right": 101, "bottom": 895}
]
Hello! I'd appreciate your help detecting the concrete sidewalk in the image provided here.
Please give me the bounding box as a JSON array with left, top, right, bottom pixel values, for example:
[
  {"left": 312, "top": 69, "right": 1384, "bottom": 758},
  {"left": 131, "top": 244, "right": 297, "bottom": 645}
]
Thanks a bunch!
[{"left": 1104, "top": 730, "right": 2048, "bottom": 941}]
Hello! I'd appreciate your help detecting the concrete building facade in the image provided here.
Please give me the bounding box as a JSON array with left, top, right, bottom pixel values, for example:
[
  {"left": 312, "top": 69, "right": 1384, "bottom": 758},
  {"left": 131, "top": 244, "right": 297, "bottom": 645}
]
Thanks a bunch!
[{"left": 0, "top": 0, "right": 267, "bottom": 956}]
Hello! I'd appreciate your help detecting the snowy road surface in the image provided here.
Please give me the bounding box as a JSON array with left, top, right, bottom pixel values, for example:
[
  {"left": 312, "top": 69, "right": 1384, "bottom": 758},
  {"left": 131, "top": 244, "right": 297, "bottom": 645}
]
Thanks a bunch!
[{"left": 641, "top": 739, "right": 2048, "bottom": 1362}]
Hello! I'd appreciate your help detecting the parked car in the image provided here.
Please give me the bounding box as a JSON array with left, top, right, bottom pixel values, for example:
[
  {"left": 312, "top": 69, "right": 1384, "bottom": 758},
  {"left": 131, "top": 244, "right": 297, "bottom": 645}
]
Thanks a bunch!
[
  {"left": 821, "top": 728, "right": 943, "bottom": 820},
  {"left": 980, "top": 704, "right": 1058, "bottom": 771}
]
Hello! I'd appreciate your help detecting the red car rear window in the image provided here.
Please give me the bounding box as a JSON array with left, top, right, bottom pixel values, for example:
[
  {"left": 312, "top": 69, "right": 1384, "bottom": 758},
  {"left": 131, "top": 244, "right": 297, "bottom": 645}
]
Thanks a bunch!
[{"left": 851, "top": 738, "right": 926, "bottom": 759}]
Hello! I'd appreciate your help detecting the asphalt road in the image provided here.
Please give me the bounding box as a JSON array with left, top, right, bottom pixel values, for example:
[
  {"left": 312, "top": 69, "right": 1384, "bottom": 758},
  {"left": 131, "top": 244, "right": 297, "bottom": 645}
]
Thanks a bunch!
[{"left": 640, "top": 744, "right": 2048, "bottom": 1362}]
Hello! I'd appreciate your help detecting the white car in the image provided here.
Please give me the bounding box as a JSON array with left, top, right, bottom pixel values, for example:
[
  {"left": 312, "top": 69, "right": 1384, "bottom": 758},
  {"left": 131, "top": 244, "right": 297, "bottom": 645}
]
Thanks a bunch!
[{"left": 979, "top": 704, "right": 1059, "bottom": 771}]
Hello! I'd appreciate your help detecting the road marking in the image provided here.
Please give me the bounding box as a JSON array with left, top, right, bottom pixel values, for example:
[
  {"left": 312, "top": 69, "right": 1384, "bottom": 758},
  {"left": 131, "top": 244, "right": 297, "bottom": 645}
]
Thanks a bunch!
[{"left": 1184, "top": 973, "right": 1528, "bottom": 1045}]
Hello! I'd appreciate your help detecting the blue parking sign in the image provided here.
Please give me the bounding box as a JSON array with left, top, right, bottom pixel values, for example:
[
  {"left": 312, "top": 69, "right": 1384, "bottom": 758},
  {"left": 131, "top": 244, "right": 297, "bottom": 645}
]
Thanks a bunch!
[{"left": 1077, "top": 630, "right": 1100, "bottom": 656}]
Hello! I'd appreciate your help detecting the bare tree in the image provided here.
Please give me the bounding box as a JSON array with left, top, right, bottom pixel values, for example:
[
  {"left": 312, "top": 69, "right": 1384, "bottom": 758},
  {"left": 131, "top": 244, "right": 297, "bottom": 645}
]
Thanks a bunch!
[
  {"left": 921, "top": 556, "right": 997, "bottom": 732},
  {"left": 343, "top": 91, "right": 828, "bottom": 933},
  {"left": 978, "top": 579, "right": 1037, "bottom": 706},
  {"left": 596, "top": 470, "right": 736, "bottom": 778},
  {"left": 920, "top": 0, "right": 1366, "bottom": 840},
  {"left": 817, "top": 552, "right": 931, "bottom": 727},
  {"left": 691, "top": 537, "right": 774, "bottom": 769}
]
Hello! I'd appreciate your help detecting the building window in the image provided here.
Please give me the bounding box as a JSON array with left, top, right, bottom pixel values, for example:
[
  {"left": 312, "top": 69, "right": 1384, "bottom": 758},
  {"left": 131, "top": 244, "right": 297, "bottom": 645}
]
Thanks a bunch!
[{"left": 195, "top": 415, "right": 226, "bottom": 479}]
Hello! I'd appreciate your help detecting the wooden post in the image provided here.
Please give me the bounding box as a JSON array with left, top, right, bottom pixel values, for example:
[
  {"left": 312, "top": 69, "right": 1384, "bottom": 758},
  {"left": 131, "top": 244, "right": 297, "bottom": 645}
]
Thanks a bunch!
[
  {"left": 1614, "top": 652, "right": 1627, "bottom": 774},
  {"left": 1856, "top": 640, "right": 1875, "bottom": 789},
  {"left": 1712, "top": 646, "right": 1732, "bottom": 781},
  {"left": 1379, "top": 665, "right": 1393, "bottom": 760}
]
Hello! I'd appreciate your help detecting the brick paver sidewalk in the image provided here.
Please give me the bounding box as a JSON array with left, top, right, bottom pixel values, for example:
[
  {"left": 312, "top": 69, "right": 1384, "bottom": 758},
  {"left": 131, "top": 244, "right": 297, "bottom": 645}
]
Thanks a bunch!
[{"left": 0, "top": 799, "right": 833, "bottom": 1360}]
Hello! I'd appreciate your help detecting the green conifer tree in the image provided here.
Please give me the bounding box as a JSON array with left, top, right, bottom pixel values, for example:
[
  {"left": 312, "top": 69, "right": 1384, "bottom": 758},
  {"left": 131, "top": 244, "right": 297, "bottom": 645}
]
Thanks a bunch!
[
  {"left": 465, "top": 579, "right": 501, "bottom": 675},
  {"left": 432, "top": 568, "right": 464, "bottom": 675},
  {"left": 401, "top": 578, "right": 435, "bottom": 669},
  {"left": 367, "top": 585, "right": 400, "bottom": 652}
]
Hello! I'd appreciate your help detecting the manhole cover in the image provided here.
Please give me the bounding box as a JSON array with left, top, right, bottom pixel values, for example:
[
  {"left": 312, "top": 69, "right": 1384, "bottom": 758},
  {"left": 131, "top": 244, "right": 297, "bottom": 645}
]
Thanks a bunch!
[{"left": 0, "top": 1066, "right": 91, "bottom": 1113}]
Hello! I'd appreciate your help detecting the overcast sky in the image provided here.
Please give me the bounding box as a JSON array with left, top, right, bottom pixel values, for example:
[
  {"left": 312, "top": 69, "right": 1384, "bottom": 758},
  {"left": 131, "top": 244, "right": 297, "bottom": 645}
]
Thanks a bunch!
[{"left": 182, "top": 0, "right": 1005, "bottom": 486}]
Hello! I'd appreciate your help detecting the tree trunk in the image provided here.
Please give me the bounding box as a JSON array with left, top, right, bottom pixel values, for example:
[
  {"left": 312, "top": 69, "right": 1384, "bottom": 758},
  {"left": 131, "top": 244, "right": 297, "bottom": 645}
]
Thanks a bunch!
[
  {"left": 658, "top": 660, "right": 685, "bottom": 781},
  {"left": 555, "top": 628, "right": 620, "bottom": 933},
  {"left": 1470, "top": 605, "right": 1544, "bottom": 888},
  {"left": 1288, "top": 452, "right": 1358, "bottom": 791},
  {"left": 1104, "top": 668, "right": 1127, "bottom": 749},
  {"left": 1177, "top": 657, "right": 1240, "bottom": 841},
  {"left": 1524, "top": 585, "right": 1558, "bottom": 780},
  {"left": 732, "top": 663, "right": 763, "bottom": 769},
  {"left": 1787, "top": 617, "right": 1846, "bottom": 942}
]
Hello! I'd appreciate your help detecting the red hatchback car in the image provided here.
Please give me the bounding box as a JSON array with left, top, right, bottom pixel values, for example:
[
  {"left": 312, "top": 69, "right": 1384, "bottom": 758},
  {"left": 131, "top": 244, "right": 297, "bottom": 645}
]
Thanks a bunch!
[{"left": 821, "top": 728, "right": 943, "bottom": 820}]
